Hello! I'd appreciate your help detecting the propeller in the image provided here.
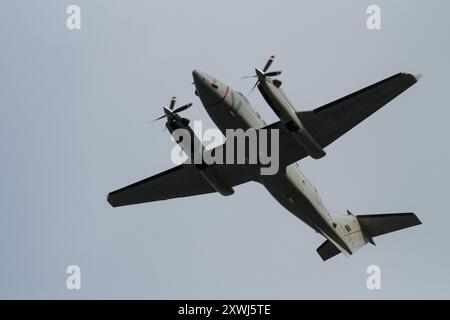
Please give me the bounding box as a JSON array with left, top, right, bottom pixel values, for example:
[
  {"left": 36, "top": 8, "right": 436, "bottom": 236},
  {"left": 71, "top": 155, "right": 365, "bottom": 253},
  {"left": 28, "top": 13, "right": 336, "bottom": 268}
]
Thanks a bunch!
[
  {"left": 152, "top": 96, "right": 193, "bottom": 122},
  {"left": 242, "top": 55, "right": 282, "bottom": 94}
]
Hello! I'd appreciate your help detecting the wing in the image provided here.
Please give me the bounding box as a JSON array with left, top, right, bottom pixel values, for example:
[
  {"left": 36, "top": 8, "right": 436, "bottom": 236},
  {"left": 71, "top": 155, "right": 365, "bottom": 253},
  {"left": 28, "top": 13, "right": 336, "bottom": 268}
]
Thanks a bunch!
[
  {"left": 107, "top": 162, "right": 255, "bottom": 207},
  {"left": 107, "top": 165, "right": 215, "bottom": 207},
  {"left": 108, "top": 73, "right": 419, "bottom": 206},
  {"left": 264, "top": 73, "right": 419, "bottom": 166},
  {"left": 299, "top": 73, "right": 419, "bottom": 148}
]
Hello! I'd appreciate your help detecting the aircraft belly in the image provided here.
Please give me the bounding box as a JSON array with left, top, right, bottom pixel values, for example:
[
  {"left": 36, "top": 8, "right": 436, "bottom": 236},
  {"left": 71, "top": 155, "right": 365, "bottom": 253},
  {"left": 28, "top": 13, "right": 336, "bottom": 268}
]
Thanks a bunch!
[
  {"left": 204, "top": 91, "right": 264, "bottom": 134},
  {"left": 204, "top": 107, "right": 242, "bottom": 134},
  {"left": 260, "top": 171, "right": 319, "bottom": 231}
]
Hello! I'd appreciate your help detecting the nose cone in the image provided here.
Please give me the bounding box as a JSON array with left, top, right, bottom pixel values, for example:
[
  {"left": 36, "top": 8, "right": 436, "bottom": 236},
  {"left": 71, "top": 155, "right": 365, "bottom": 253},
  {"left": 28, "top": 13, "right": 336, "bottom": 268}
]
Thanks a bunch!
[
  {"left": 192, "top": 69, "right": 227, "bottom": 107},
  {"left": 192, "top": 69, "right": 206, "bottom": 85}
]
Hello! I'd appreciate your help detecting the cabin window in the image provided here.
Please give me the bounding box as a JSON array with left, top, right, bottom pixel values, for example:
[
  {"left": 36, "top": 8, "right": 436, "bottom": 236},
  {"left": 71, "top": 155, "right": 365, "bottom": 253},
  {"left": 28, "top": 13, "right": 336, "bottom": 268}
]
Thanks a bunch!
[{"left": 345, "top": 225, "right": 352, "bottom": 232}]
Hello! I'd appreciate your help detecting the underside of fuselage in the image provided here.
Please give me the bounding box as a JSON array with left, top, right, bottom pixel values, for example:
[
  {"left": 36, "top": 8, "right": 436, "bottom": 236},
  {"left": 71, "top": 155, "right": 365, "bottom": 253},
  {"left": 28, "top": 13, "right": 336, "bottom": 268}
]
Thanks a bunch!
[{"left": 191, "top": 70, "right": 346, "bottom": 248}]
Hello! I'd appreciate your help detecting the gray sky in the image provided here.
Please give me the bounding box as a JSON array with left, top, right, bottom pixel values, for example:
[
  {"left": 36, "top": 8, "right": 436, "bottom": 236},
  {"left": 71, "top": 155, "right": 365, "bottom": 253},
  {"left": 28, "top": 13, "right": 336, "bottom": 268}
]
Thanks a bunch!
[{"left": 0, "top": 0, "right": 449, "bottom": 299}]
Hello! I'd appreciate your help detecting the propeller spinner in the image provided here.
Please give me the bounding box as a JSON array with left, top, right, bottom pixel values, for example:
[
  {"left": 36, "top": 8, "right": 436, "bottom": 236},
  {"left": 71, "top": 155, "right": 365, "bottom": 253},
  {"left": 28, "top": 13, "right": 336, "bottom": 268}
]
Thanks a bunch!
[
  {"left": 242, "top": 55, "right": 282, "bottom": 94},
  {"left": 153, "top": 96, "right": 193, "bottom": 122}
]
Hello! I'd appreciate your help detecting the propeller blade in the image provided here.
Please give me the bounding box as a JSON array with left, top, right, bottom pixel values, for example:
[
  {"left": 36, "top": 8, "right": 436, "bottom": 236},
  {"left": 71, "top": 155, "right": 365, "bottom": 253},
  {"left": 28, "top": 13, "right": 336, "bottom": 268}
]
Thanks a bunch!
[
  {"left": 173, "top": 103, "right": 192, "bottom": 114},
  {"left": 241, "top": 75, "right": 257, "bottom": 79},
  {"left": 263, "top": 55, "right": 275, "bottom": 72},
  {"left": 264, "top": 70, "right": 282, "bottom": 77},
  {"left": 152, "top": 114, "right": 166, "bottom": 122},
  {"left": 248, "top": 80, "right": 259, "bottom": 95},
  {"left": 169, "top": 96, "right": 177, "bottom": 110}
]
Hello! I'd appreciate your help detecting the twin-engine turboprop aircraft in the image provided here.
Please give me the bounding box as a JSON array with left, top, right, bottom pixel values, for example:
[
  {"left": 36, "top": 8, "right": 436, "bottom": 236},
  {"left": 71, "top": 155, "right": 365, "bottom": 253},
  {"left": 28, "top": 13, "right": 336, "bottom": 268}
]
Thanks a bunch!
[{"left": 107, "top": 56, "right": 421, "bottom": 261}]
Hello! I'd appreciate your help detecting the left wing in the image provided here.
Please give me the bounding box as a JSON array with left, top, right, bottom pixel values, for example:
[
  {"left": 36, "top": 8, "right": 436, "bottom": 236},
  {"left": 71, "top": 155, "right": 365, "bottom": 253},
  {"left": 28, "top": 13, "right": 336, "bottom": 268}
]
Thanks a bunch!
[
  {"left": 108, "top": 161, "right": 255, "bottom": 207},
  {"left": 107, "top": 165, "right": 215, "bottom": 207}
]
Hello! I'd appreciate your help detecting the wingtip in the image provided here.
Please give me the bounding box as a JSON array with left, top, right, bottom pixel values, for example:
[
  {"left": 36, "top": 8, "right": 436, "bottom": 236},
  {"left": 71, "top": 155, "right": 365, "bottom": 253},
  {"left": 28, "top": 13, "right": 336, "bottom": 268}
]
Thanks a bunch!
[
  {"left": 107, "top": 193, "right": 118, "bottom": 208},
  {"left": 413, "top": 213, "right": 422, "bottom": 225},
  {"left": 399, "top": 72, "right": 422, "bottom": 83},
  {"left": 414, "top": 73, "right": 423, "bottom": 81},
  {"left": 406, "top": 212, "right": 422, "bottom": 226}
]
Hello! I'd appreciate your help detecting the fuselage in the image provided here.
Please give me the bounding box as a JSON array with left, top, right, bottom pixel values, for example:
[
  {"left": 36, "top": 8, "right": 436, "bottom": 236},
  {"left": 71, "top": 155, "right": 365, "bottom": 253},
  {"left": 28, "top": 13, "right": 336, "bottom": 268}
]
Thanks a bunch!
[{"left": 192, "top": 70, "right": 353, "bottom": 254}]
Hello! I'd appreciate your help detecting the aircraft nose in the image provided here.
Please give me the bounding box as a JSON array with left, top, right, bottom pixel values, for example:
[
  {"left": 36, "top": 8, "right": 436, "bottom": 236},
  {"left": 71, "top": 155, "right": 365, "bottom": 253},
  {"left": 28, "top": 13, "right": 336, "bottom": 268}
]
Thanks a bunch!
[
  {"left": 192, "top": 69, "right": 227, "bottom": 107},
  {"left": 192, "top": 69, "right": 206, "bottom": 85}
]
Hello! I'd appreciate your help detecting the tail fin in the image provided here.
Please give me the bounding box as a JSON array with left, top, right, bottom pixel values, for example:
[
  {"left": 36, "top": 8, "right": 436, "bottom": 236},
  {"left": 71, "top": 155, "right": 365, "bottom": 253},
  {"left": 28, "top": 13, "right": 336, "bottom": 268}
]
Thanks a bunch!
[
  {"left": 357, "top": 212, "right": 421, "bottom": 240},
  {"left": 316, "top": 212, "right": 421, "bottom": 261}
]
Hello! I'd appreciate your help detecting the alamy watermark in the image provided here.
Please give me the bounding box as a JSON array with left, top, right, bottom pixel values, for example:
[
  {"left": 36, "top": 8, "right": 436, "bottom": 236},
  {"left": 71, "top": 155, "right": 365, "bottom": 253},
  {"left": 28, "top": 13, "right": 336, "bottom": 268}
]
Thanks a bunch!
[
  {"left": 366, "top": 264, "right": 381, "bottom": 290},
  {"left": 366, "top": 5, "right": 381, "bottom": 30},
  {"left": 66, "top": 5, "right": 81, "bottom": 30},
  {"left": 169, "top": 121, "right": 280, "bottom": 175},
  {"left": 66, "top": 265, "right": 81, "bottom": 290}
]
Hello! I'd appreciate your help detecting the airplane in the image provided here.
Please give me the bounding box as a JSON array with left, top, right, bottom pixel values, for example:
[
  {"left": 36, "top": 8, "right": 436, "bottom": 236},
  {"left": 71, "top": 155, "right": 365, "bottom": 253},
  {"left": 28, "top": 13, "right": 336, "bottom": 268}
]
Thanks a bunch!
[{"left": 107, "top": 56, "right": 422, "bottom": 261}]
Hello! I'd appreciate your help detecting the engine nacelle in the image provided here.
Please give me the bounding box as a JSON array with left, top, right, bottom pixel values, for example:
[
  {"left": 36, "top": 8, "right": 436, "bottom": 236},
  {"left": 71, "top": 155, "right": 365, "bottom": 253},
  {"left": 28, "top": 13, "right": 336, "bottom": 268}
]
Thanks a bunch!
[
  {"left": 198, "top": 166, "right": 234, "bottom": 196},
  {"left": 258, "top": 79, "right": 326, "bottom": 159},
  {"left": 292, "top": 126, "right": 326, "bottom": 159},
  {"left": 166, "top": 114, "right": 234, "bottom": 196}
]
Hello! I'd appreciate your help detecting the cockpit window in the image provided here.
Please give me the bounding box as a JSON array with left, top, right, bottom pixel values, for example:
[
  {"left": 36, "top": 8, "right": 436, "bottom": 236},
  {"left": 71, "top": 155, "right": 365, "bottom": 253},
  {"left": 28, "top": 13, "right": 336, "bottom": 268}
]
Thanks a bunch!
[{"left": 211, "top": 79, "right": 219, "bottom": 89}]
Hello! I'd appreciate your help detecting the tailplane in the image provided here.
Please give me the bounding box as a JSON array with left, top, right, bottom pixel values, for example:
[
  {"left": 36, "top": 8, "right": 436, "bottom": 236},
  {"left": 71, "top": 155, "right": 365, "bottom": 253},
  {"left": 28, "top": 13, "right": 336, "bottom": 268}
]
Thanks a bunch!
[
  {"left": 317, "top": 240, "right": 341, "bottom": 261},
  {"left": 316, "top": 212, "right": 421, "bottom": 261},
  {"left": 357, "top": 212, "right": 421, "bottom": 242}
]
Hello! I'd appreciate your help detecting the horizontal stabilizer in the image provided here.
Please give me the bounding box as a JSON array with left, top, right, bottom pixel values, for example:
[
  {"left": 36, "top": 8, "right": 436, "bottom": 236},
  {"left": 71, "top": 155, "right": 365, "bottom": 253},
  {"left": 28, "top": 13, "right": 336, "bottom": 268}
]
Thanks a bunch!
[
  {"left": 317, "top": 239, "right": 341, "bottom": 261},
  {"left": 357, "top": 212, "right": 421, "bottom": 238}
]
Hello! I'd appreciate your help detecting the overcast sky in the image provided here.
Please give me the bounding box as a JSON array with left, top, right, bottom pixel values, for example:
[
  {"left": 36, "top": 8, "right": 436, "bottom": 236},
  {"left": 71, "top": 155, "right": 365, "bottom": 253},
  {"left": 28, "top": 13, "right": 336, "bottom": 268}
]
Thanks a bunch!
[{"left": 0, "top": 0, "right": 449, "bottom": 299}]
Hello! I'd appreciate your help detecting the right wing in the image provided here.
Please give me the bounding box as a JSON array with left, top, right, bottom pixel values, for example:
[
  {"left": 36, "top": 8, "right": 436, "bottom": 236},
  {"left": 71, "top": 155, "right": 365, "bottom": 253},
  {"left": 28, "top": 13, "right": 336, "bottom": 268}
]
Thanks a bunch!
[
  {"left": 299, "top": 72, "right": 419, "bottom": 149},
  {"left": 264, "top": 73, "right": 419, "bottom": 166}
]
